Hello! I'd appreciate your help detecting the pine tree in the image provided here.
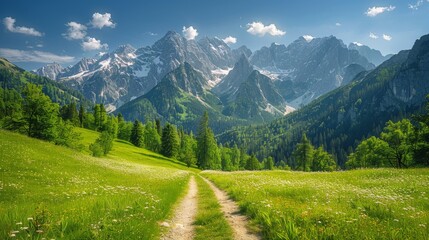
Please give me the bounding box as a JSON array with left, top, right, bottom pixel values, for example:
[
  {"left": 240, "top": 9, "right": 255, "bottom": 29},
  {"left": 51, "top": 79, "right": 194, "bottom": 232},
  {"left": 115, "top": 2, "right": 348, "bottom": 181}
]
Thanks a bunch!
[
  {"left": 161, "top": 123, "right": 179, "bottom": 158},
  {"left": 118, "top": 121, "right": 133, "bottom": 141},
  {"left": 100, "top": 104, "right": 107, "bottom": 130},
  {"left": 196, "top": 112, "right": 221, "bottom": 169},
  {"left": 130, "top": 120, "right": 144, "bottom": 147},
  {"left": 179, "top": 133, "right": 197, "bottom": 167},
  {"left": 79, "top": 103, "right": 85, "bottom": 127},
  {"left": 264, "top": 157, "right": 274, "bottom": 170},
  {"left": 293, "top": 133, "right": 313, "bottom": 171},
  {"left": 143, "top": 121, "right": 161, "bottom": 152},
  {"left": 93, "top": 104, "right": 100, "bottom": 130},
  {"left": 245, "top": 155, "right": 260, "bottom": 170},
  {"left": 155, "top": 118, "right": 162, "bottom": 136}
]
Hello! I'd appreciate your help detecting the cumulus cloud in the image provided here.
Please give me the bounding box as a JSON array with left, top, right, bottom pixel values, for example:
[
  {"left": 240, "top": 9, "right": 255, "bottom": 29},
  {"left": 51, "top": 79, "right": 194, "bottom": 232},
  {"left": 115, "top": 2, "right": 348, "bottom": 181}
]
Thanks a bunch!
[
  {"left": 91, "top": 12, "right": 115, "bottom": 29},
  {"left": 369, "top": 32, "right": 379, "bottom": 39},
  {"left": 182, "top": 26, "right": 198, "bottom": 40},
  {"left": 246, "top": 21, "right": 285, "bottom": 37},
  {"left": 302, "top": 35, "right": 314, "bottom": 42},
  {"left": 335, "top": 22, "right": 342, "bottom": 27},
  {"left": 63, "top": 22, "right": 87, "bottom": 40},
  {"left": 409, "top": 0, "right": 424, "bottom": 10},
  {"left": 353, "top": 42, "right": 363, "bottom": 46},
  {"left": 0, "top": 48, "right": 74, "bottom": 63},
  {"left": 222, "top": 36, "right": 237, "bottom": 44},
  {"left": 81, "top": 37, "right": 108, "bottom": 51},
  {"left": 3, "top": 17, "right": 43, "bottom": 36},
  {"left": 365, "top": 6, "right": 396, "bottom": 17},
  {"left": 383, "top": 34, "right": 392, "bottom": 41}
]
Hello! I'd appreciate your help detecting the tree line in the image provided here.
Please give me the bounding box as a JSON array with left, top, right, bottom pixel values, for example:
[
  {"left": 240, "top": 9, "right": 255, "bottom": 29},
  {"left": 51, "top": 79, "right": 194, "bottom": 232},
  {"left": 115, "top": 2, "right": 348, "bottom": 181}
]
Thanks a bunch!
[{"left": 346, "top": 103, "right": 429, "bottom": 168}]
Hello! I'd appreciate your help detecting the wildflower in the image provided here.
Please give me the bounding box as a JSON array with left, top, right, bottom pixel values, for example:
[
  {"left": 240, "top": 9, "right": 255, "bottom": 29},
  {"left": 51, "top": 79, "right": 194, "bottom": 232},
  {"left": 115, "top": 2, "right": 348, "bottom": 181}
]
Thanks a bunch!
[
  {"left": 16, "top": 222, "right": 22, "bottom": 225},
  {"left": 112, "top": 219, "right": 118, "bottom": 223},
  {"left": 27, "top": 217, "right": 33, "bottom": 221},
  {"left": 36, "top": 229, "right": 43, "bottom": 233}
]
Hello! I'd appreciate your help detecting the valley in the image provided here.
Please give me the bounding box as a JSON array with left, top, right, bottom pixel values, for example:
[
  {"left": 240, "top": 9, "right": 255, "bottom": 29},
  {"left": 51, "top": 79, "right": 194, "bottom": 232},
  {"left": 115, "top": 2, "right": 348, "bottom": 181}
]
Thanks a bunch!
[
  {"left": 1, "top": 129, "right": 428, "bottom": 239},
  {"left": 1, "top": 1, "right": 429, "bottom": 239}
]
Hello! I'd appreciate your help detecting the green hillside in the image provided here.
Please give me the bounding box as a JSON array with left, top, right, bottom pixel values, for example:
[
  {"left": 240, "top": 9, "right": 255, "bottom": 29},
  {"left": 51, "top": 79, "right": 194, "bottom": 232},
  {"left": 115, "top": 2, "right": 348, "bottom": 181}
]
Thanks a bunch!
[
  {"left": 0, "top": 58, "right": 90, "bottom": 107},
  {"left": 0, "top": 128, "right": 195, "bottom": 239}
]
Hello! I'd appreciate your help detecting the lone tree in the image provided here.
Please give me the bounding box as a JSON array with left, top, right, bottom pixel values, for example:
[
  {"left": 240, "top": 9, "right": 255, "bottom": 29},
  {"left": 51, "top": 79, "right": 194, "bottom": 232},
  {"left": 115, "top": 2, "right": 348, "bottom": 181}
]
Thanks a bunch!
[{"left": 293, "top": 134, "right": 313, "bottom": 172}]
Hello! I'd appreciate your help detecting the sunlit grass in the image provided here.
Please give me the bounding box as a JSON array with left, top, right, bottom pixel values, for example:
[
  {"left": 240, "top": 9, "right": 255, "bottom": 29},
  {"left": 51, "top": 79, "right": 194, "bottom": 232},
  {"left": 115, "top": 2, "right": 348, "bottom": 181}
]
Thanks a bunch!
[
  {"left": 202, "top": 169, "right": 429, "bottom": 239},
  {"left": 0, "top": 129, "right": 193, "bottom": 239}
]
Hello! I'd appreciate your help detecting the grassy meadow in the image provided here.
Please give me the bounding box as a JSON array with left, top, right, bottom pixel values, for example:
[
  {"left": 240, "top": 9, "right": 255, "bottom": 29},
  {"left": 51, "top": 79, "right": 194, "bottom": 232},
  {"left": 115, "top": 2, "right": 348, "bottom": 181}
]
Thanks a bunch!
[
  {"left": 0, "top": 129, "right": 194, "bottom": 239},
  {"left": 202, "top": 169, "right": 429, "bottom": 239}
]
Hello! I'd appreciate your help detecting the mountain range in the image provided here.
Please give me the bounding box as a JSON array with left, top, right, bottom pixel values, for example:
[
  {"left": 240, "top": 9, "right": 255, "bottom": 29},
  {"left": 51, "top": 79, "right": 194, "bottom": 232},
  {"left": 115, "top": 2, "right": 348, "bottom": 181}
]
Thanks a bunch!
[
  {"left": 34, "top": 32, "right": 392, "bottom": 131},
  {"left": 218, "top": 33, "right": 429, "bottom": 166}
]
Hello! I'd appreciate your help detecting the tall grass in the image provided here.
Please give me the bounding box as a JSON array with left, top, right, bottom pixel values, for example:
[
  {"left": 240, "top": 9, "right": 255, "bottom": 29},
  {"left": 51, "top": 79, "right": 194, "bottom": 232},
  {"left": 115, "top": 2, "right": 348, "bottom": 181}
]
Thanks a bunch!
[
  {"left": 0, "top": 129, "right": 191, "bottom": 239},
  {"left": 202, "top": 169, "right": 429, "bottom": 239}
]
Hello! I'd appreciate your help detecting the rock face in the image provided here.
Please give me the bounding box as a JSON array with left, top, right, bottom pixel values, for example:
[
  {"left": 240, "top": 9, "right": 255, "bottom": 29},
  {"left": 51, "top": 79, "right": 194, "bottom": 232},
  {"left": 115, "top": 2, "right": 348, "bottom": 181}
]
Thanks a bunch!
[
  {"left": 212, "top": 55, "right": 254, "bottom": 101},
  {"left": 223, "top": 70, "right": 288, "bottom": 121},
  {"left": 35, "top": 31, "right": 250, "bottom": 111},
  {"left": 348, "top": 42, "right": 392, "bottom": 66},
  {"left": 34, "top": 63, "right": 65, "bottom": 80},
  {"left": 250, "top": 36, "right": 375, "bottom": 108}
]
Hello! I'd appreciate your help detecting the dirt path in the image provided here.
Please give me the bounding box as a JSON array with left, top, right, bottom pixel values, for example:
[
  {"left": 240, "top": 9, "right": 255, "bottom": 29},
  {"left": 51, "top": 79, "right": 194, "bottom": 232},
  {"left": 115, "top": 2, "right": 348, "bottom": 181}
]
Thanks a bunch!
[
  {"left": 161, "top": 176, "right": 198, "bottom": 240},
  {"left": 202, "top": 177, "right": 261, "bottom": 240}
]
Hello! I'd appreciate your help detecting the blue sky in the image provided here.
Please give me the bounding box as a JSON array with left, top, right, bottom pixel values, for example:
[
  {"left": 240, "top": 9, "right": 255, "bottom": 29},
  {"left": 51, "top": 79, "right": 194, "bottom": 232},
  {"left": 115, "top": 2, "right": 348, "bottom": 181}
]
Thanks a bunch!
[{"left": 1, "top": 0, "right": 428, "bottom": 70}]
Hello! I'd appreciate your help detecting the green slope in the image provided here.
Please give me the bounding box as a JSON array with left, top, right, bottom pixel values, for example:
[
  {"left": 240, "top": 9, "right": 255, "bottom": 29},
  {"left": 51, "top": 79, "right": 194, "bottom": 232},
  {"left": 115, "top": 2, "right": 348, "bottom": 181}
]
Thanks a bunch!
[
  {"left": 0, "top": 58, "right": 90, "bottom": 107},
  {"left": 0, "top": 129, "right": 196, "bottom": 239}
]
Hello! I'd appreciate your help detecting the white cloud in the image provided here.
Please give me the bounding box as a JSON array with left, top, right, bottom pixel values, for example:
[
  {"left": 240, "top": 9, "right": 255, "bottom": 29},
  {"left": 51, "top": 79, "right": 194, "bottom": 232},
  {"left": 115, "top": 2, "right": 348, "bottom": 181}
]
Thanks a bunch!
[
  {"left": 63, "top": 22, "right": 87, "bottom": 40},
  {"left": 302, "top": 35, "right": 314, "bottom": 42},
  {"left": 36, "top": 44, "right": 43, "bottom": 48},
  {"left": 369, "top": 32, "right": 379, "bottom": 39},
  {"left": 365, "top": 6, "right": 396, "bottom": 17},
  {"left": 222, "top": 36, "right": 237, "bottom": 44},
  {"left": 353, "top": 42, "right": 363, "bottom": 46},
  {"left": 383, "top": 34, "right": 392, "bottom": 41},
  {"left": 182, "top": 26, "right": 198, "bottom": 40},
  {"left": 246, "top": 21, "right": 286, "bottom": 37},
  {"left": 335, "top": 22, "right": 342, "bottom": 27},
  {"left": 409, "top": 0, "right": 424, "bottom": 10},
  {"left": 3, "top": 17, "right": 43, "bottom": 36},
  {"left": 81, "top": 37, "right": 108, "bottom": 51},
  {"left": 91, "top": 12, "right": 115, "bottom": 29},
  {"left": 0, "top": 48, "right": 75, "bottom": 63}
]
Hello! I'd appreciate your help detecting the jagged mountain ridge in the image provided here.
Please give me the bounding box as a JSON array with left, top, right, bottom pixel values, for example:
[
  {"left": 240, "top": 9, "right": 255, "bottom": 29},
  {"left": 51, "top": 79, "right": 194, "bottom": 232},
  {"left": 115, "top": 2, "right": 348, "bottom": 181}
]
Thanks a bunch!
[
  {"left": 115, "top": 62, "right": 246, "bottom": 133},
  {"left": 218, "top": 33, "right": 429, "bottom": 166},
  {"left": 222, "top": 70, "right": 289, "bottom": 121},
  {"left": 35, "top": 31, "right": 251, "bottom": 111},
  {"left": 348, "top": 42, "right": 393, "bottom": 66},
  {"left": 250, "top": 36, "right": 375, "bottom": 108}
]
